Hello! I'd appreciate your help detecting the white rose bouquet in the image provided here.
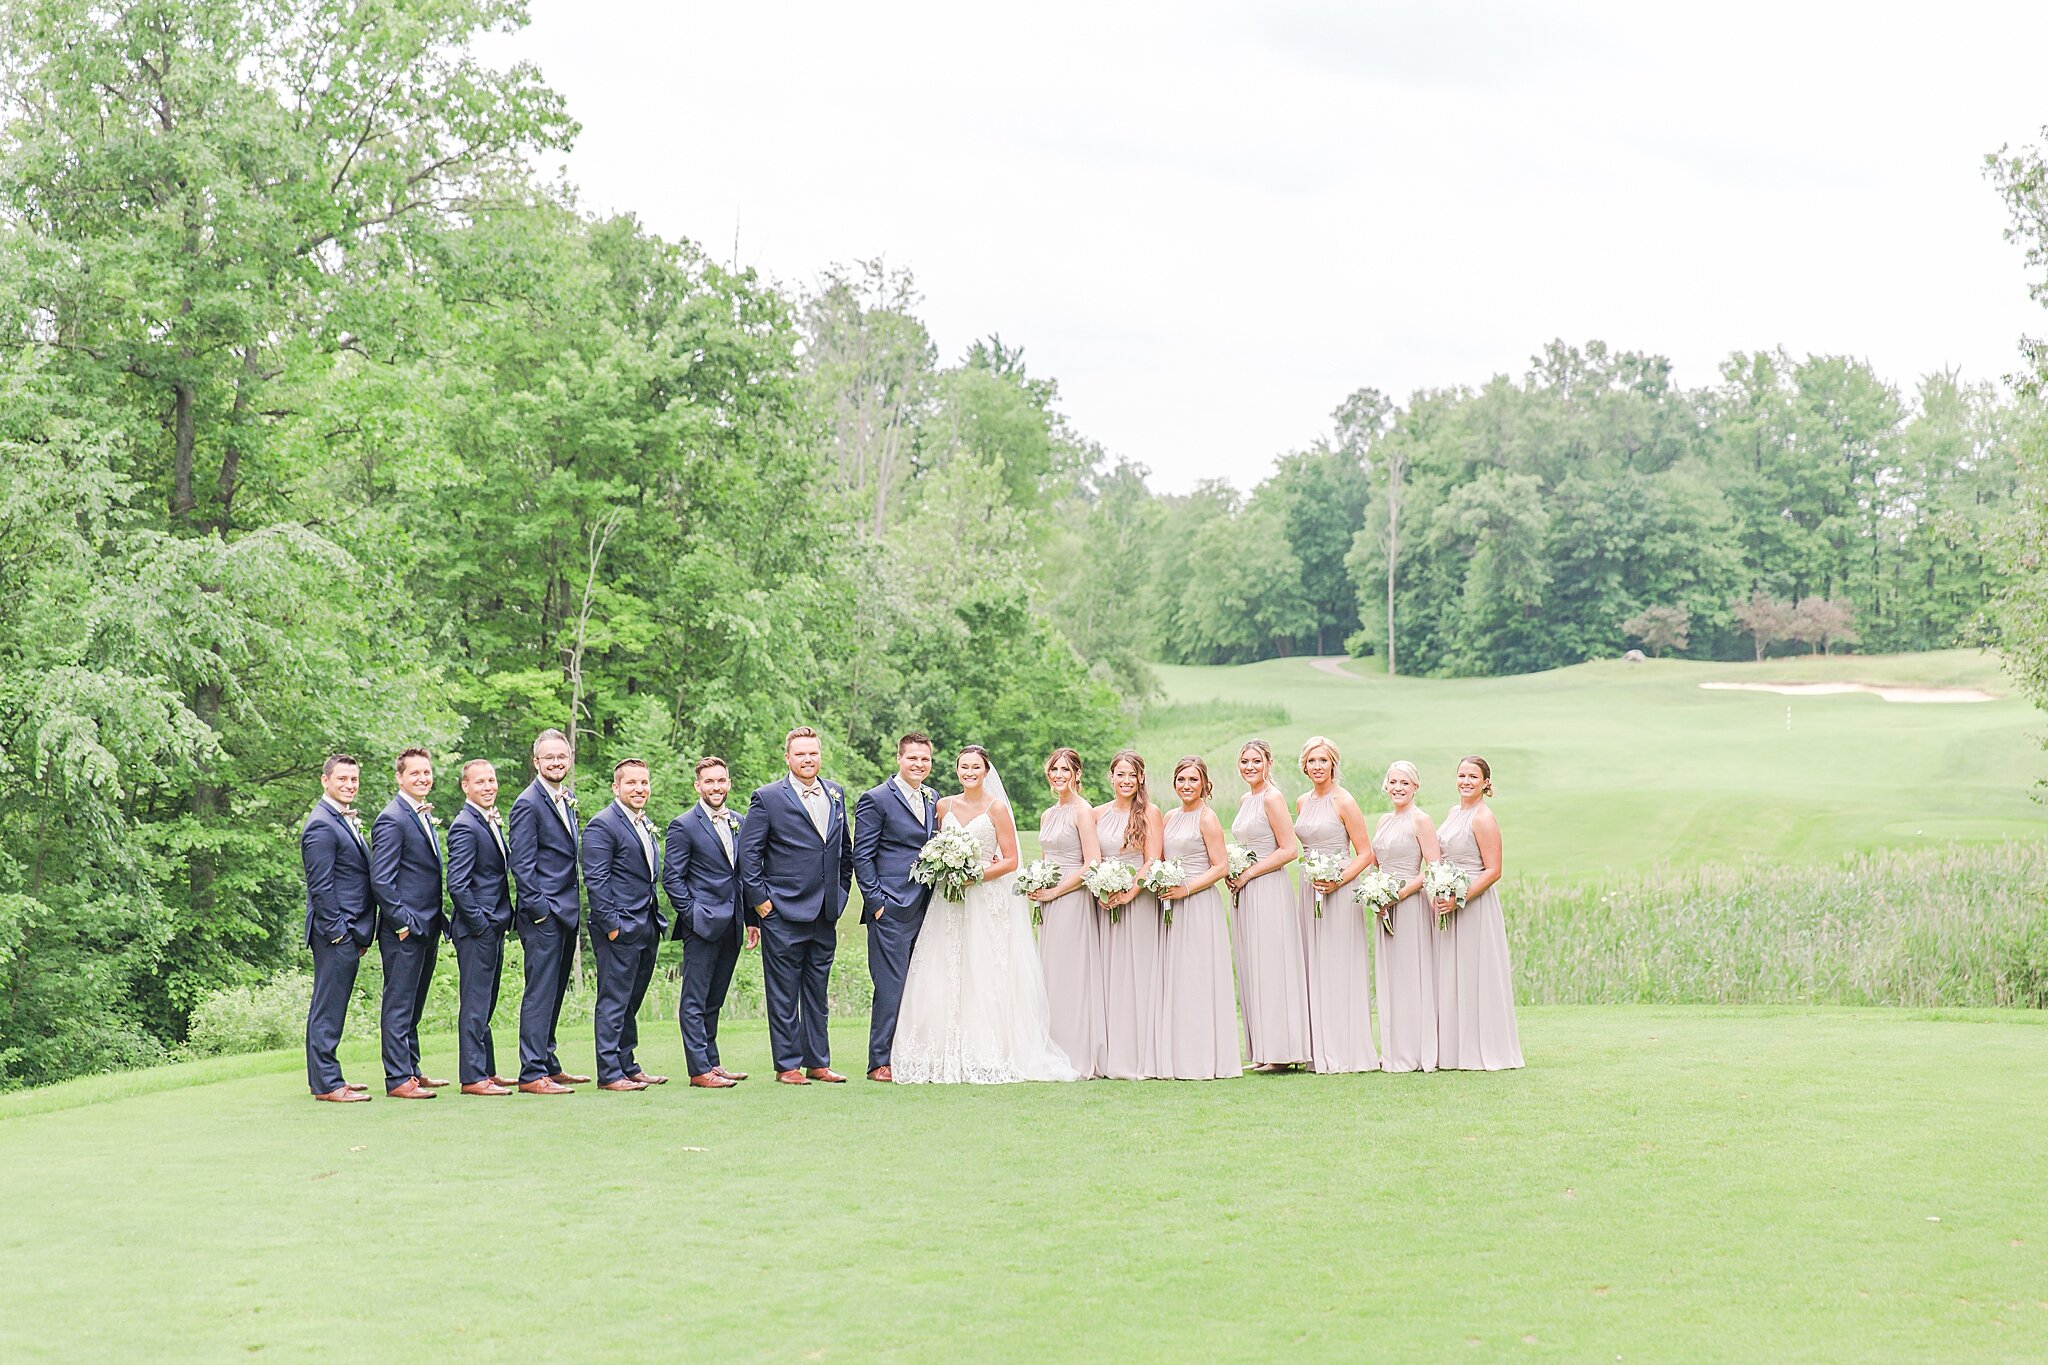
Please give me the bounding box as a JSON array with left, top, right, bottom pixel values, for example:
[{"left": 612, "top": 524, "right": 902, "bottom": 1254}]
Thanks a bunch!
[
  {"left": 1350, "top": 866, "right": 1402, "bottom": 935},
  {"left": 1014, "top": 858, "right": 1064, "bottom": 926},
  {"left": 1224, "top": 842, "right": 1256, "bottom": 906},
  {"left": 910, "top": 826, "right": 986, "bottom": 904},
  {"left": 1422, "top": 860, "right": 1471, "bottom": 931},
  {"left": 1082, "top": 859, "right": 1139, "bottom": 924},
  {"left": 1140, "top": 858, "right": 1186, "bottom": 925},
  {"left": 1299, "top": 850, "right": 1350, "bottom": 918}
]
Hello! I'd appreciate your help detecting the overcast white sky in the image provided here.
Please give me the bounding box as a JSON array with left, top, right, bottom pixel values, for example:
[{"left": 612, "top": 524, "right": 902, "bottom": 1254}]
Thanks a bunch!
[{"left": 486, "top": 1, "right": 2048, "bottom": 491}]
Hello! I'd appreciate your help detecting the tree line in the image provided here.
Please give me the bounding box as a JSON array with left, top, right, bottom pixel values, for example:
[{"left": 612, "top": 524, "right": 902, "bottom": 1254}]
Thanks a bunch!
[
  {"left": 1065, "top": 343, "right": 2028, "bottom": 674},
  {"left": 5, "top": 2, "right": 2048, "bottom": 1088}
]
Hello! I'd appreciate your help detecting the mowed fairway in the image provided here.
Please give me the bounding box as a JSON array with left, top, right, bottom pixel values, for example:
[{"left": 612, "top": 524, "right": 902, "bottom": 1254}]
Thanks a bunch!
[
  {"left": 2, "top": 1010, "right": 2043, "bottom": 1361},
  {"left": 1135, "top": 649, "right": 2045, "bottom": 878}
]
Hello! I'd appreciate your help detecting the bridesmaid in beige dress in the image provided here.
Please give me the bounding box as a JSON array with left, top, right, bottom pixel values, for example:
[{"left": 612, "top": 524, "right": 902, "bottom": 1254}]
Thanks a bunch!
[
  {"left": 1226, "top": 738, "right": 1309, "bottom": 1072},
  {"left": 1294, "top": 736, "right": 1379, "bottom": 1074},
  {"left": 1097, "top": 750, "right": 1165, "bottom": 1081},
  {"left": 1154, "top": 757, "right": 1239, "bottom": 1080},
  {"left": 1433, "top": 756, "right": 1524, "bottom": 1070},
  {"left": 1029, "top": 748, "right": 1109, "bottom": 1079},
  {"left": 1373, "top": 760, "right": 1443, "bottom": 1073}
]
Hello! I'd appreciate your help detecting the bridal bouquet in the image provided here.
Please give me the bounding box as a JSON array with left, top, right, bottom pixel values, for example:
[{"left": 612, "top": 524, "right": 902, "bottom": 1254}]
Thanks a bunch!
[
  {"left": 1422, "top": 860, "right": 1471, "bottom": 930},
  {"left": 1083, "top": 859, "right": 1139, "bottom": 924},
  {"left": 1299, "top": 851, "right": 1350, "bottom": 918},
  {"left": 910, "top": 827, "right": 986, "bottom": 904},
  {"left": 1141, "top": 858, "right": 1186, "bottom": 925},
  {"left": 1014, "top": 858, "right": 1064, "bottom": 925},
  {"left": 1350, "top": 866, "right": 1402, "bottom": 935},
  {"left": 1224, "top": 842, "right": 1256, "bottom": 905}
]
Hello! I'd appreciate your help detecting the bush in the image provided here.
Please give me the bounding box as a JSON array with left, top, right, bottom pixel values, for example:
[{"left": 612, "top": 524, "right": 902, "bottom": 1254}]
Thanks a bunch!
[{"left": 181, "top": 971, "right": 313, "bottom": 1058}]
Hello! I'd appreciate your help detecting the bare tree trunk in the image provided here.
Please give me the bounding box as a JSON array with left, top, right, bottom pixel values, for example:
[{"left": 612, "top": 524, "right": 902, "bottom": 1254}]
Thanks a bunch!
[
  {"left": 564, "top": 510, "right": 622, "bottom": 986},
  {"left": 171, "top": 381, "right": 197, "bottom": 525},
  {"left": 1382, "top": 450, "right": 1405, "bottom": 676}
]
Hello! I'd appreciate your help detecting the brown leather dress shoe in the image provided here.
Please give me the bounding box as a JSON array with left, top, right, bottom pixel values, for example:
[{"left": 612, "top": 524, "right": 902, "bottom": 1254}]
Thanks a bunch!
[
  {"left": 415, "top": 1075, "right": 452, "bottom": 1089},
  {"left": 343, "top": 1082, "right": 370, "bottom": 1093},
  {"left": 387, "top": 1079, "right": 436, "bottom": 1099},
  {"left": 867, "top": 1066, "right": 893, "bottom": 1083},
  {"left": 689, "top": 1072, "right": 737, "bottom": 1089},
  {"left": 806, "top": 1067, "right": 847, "bottom": 1083},
  {"left": 460, "top": 1081, "right": 513, "bottom": 1096},
  {"left": 518, "top": 1077, "right": 573, "bottom": 1095},
  {"left": 714, "top": 1066, "right": 748, "bottom": 1081},
  {"left": 775, "top": 1069, "right": 810, "bottom": 1085},
  {"left": 488, "top": 1075, "right": 517, "bottom": 1088},
  {"left": 551, "top": 1072, "right": 593, "bottom": 1085},
  {"left": 313, "top": 1088, "right": 370, "bottom": 1103},
  {"left": 629, "top": 1071, "right": 669, "bottom": 1086},
  {"left": 599, "top": 1078, "right": 647, "bottom": 1092}
]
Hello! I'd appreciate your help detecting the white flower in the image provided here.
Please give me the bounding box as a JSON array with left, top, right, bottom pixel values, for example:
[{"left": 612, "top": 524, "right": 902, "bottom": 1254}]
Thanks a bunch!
[{"left": 1422, "top": 860, "right": 1471, "bottom": 930}]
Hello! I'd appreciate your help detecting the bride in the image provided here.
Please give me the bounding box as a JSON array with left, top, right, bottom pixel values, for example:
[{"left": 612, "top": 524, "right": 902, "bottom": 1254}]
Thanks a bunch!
[{"left": 892, "top": 745, "right": 1079, "bottom": 1084}]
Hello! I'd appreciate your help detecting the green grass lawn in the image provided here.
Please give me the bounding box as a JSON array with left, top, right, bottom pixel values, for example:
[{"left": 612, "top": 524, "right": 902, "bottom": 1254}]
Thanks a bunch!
[
  {"left": 4, "top": 1009, "right": 2043, "bottom": 1361},
  {"left": 1132, "top": 649, "right": 2046, "bottom": 878}
]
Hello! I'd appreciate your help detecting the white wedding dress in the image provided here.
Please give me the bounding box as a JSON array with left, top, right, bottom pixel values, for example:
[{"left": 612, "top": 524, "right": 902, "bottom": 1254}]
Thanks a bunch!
[{"left": 892, "top": 810, "right": 1079, "bottom": 1084}]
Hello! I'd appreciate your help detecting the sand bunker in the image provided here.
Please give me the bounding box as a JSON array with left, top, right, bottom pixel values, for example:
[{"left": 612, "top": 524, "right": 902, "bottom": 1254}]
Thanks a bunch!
[{"left": 1698, "top": 681, "right": 1996, "bottom": 704}]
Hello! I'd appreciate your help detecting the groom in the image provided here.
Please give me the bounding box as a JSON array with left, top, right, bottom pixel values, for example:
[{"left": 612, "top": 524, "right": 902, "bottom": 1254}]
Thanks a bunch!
[
  {"left": 737, "top": 726, "right": 854, "bottom": 1085},
  {"left": 852, "top": 731, "right": 936, "bottom": 1083}
]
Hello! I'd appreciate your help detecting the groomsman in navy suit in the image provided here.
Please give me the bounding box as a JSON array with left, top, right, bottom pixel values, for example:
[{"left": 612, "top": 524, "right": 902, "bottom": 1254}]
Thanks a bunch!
[
  {"left": 662, "top": 756, "right": 758, "bottom": 1088},
  {"left": 508, "top": 729, "right": 589, "bottom": 1094},
  {"left": 738, "top": 726, "right": 854, "bottom": 1084},
  {"left": 445, "top": 758, "right": 516, "bottom": 1095},
  {"left": 581, "top": 758, "right": 669, "bottom": 1091},
  {"left": 370, "top": 747, "right": 449, "bottom": 1098},
  {"left": 301, "top": 755, "right": 376, "bottom": 1101},
  {"left": 852, "top": 731, "right": 937, "bottom": 1082}
]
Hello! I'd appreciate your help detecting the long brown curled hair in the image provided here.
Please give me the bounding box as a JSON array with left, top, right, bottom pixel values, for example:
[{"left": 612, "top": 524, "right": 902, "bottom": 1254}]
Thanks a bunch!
[{"left": 1109, "top": 749, "right": 1150, "bottom": 852}]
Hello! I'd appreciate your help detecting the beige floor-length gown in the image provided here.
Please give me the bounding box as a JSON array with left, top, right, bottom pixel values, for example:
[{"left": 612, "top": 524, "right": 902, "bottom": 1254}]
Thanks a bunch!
[
  {"left": 1231, "top": 789, "right": 1310, "bottom": 1067},
  {"left": 1434, "top": 804, "right": 1524, "bottom": 1070},
  {"left": 1157, "top": 808, "right": 1239, "bottom": 1080},
  {"left": 1373, "top": 809, "right": 1437, "bottom": 1072},
  {"left": 1098, "top": 804, "right": 1164, "bottom": 1081},
  {"left": 1296, "top": 793, "right": 1378, "bottom": 1073},
  {"left": 1036, "top": 802, "right": 1108, "bottom": 1079}
]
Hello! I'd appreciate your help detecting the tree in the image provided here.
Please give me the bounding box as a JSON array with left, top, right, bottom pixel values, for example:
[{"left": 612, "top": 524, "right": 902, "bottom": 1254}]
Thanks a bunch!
[
  {"left": 1788, "top": 597, "right": 1859, "bottom": 655},
  {"left": 1731, "top": 591, "right": 1795, "bottom": 661},
  {"left": 1622, "top": 606, "right": 1691, "bottom": 657}
]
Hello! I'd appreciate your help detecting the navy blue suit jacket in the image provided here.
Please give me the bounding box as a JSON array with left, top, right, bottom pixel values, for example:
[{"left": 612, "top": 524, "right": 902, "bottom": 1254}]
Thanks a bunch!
[
  {"left": 370, "top": 795, "right": 446, "bottom": 937},
  {"left": 663, "top": 802, "right": 748, "bottom": 942},
  {"left": 853, "top": 779, "right": 936, "bottom": 924},
  {"left": 582, "top": 801, "right": 667, "bottom": 944},
  {"left": 445, "top": 802, "right": 514, "bottom": 939},
  {"left": 302, "top": 800, "right": 376, "bottom": 948},
  {"left": 737, "top": 776, "right": 853, "bottom": 925},
  {"left": 509, "top": 778, "right": 581, "bottom": 928}
]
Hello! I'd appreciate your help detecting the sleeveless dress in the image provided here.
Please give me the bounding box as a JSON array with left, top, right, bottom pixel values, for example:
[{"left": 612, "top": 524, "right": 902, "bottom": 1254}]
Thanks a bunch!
[
  {"left": 1434, "top": 804, "right": 1524, "bottom": 1070},
  {"left": 1231, "top": 788, "right": 1310, "bottom": 1067},
  {"left": 1373, "top": 809, "right": 1438, "bottom": 1073},
  {"left": 1157, "top": 807, "right": 1239, "bottom": 1080},
  {"left": 1036, "top": 801, "right": 1108, "bottom": 1079},
  {"left": 1295, "top": 793, "right": 1377, "bottom": 1073},
  {"left": 1098, "top": 803, "right": 1164, "bottom": 1081},
  {"left": 892, "top": 812, "right": 1078, "bottom": 1084}
]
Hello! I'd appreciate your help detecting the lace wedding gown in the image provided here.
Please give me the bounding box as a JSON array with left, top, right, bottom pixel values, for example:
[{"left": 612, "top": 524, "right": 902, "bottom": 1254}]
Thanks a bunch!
[{"left": 892, "top": 811, "right": 1080, "bottom": 1084}]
